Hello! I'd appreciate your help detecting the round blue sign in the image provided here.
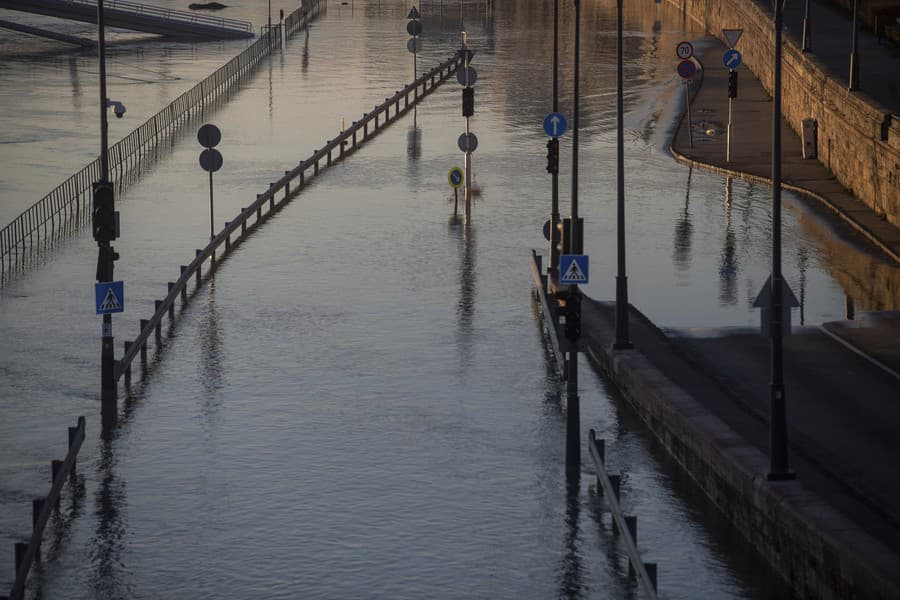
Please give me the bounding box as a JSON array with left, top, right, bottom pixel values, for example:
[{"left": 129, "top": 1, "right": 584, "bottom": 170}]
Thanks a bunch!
[
  {"left": 723, "top": 49, "right": 742, "bottom": 69},
  {"left": 448, "top": 166, "right": 464, "bottom": 188},
  {"left": 677, "top": 59, "right": 697, "bottom": 79},
  {"left": 543, "top": 112, "right": 568, "bottom": 138}
]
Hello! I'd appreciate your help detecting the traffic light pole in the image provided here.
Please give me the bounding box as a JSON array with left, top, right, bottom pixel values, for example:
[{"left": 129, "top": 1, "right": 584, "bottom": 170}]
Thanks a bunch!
[
  {"left": 97, "top": 0, "right": 117, "bottom": 416},
  {"left": 549, "top": 0, "right": 561, "bottom": 283},
  {"left": 613, "top": 0, "right": 632, "bottom": 351},
  {"left": 727, "top": 70, "right": 734, "bottom": 163}
]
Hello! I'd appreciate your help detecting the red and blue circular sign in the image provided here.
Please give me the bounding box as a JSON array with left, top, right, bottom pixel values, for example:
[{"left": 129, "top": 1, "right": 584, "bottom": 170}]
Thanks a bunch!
[{"left": 677, "top": 59, "right": 697, "bottom": 79}]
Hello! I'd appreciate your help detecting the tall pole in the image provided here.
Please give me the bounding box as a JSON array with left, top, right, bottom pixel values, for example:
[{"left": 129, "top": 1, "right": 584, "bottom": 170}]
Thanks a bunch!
[
  {"left": 801, "top": 0, "right": 811, "bottom": 52},
  {"left": 768, "top": 0, "right": 792, "bottom": 481},
  {"left": 849, "top": 0, "right": 860, "bottom": 90},
  {"left": 549, "top": 0, "right": 560, "bottom": 282},
  {"left": 463, "top": 31, "right": 472, "bottom": 226},
  {"left": 97, "top": 0, "right": 117, "bottom": 415},
  {"left": 613, "top": 0, "right": 632, "bottom": 350},
  {"left": 566, "top": 0, "right": 581, "bottom": 472}
]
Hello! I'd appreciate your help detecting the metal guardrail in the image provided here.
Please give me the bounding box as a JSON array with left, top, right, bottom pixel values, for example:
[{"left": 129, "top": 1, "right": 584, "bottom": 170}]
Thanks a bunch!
[
  {"left": 62, "top": 0, "right": 253, "bottom": 33},
  {"left": 588, "top": 430, "right": 659, "bottom": 599},
  {"left": 4, "top": 417, "right": 86, "bottom": 600},
  {"left": 0, "top": 0, "right": 324, "bottom": 284},
  {"left": 115, "top": 52, "right": 462, "bottom": 386}
]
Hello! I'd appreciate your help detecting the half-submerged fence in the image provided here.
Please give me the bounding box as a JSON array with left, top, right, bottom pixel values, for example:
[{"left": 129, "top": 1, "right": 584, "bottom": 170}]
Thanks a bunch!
[
  {"left": 114, "top": 52, "right": 462, "bottom": 388},
  {"left": 2, "top": 417, "right": 85, "bottom": 600},
  {"left": 0, "top": 0, "right": 324, "bottom": 283}
]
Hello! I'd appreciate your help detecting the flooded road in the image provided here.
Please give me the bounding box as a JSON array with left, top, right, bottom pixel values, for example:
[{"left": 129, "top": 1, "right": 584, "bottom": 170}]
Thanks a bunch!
[{"left": 2, "top": 0, "right": 894, "bottom": 597}]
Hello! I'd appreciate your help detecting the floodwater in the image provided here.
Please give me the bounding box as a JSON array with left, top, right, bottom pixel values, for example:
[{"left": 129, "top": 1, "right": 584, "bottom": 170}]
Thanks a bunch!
[{"left": 1, "top": 0, "right": 895, "bottom": 598}]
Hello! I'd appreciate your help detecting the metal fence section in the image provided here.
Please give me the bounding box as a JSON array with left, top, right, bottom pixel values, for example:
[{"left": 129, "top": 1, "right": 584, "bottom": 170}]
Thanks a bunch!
[
  {"left": 3, "top": 417, "right": 86, "bottom": 600},
  {"left": 0, "top": 0, "right": 324, "bottom": 284},
  {"left": 114, "top": 53, "right": 462, "bottom": 388},
  {"left": 588, "top": 430, "right": 659, "bottom": 599}
]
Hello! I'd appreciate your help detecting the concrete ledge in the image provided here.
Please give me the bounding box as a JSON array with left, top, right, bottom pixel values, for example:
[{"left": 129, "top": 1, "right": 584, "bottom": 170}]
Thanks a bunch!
[{"left": 584, "top": 318, "right": 900, "bottom": 599}]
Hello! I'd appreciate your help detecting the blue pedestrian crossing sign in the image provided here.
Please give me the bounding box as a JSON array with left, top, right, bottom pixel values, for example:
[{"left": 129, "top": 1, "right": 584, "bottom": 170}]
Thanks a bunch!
[
  {"left": 543, "top": 112, "right": 568, "bottom": 138},
  {"left": 559, "top": 255, "right": 589, "bottom": 285},
  {"left": 95, "top": 281, "right": 125, "bottom": 315}
]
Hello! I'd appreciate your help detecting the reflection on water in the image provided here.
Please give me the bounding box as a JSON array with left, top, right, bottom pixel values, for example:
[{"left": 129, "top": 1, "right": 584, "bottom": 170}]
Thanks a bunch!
[
  {"left": 559, "top": 473, "right": 585, "bottom": 600},
  {"left": 673, "top": 167, "right": 693, "bottom": 275},
  {"left": 719, "top": 177, "right": 738, "bottom": 306},
  {"left": 452, "top": 219, "right": 476, "bottom": 371},
  {"left": 90, "top": 425, "right": 130, "bottom": 599}
]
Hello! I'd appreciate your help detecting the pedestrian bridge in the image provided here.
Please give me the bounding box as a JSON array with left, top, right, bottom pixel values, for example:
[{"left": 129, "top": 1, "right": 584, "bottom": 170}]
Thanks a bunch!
[{"left": 0, "top": 0, "right": 254, "bottom": 41}]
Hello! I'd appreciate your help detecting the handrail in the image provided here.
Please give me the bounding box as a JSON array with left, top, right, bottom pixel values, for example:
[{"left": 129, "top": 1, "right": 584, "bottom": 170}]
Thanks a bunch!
[
  {"left": 588, "top": 430, "right": 659, "bottom": 599},
  {"left": 0, "top": 0, "right": 325, "bottom": 283},
  {"left": 61, "top": 0, "right": 253, "bottom": 32},
  {"left": 6, "top": 416, "right": 86, "bottom": 600},
  {"left": 114, "top": 52, "right": 462, "bottom": 383}
]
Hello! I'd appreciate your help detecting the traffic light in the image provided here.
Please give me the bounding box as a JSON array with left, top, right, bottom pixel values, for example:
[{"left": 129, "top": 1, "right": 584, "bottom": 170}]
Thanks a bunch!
[
  {"left": 727, "top": 70, "right": 738, "bottom": 99},
  {"left": 462, "top": 87, "right": 474, "bottom": 117},
  {"left": 92, "top": 182, "right": 117, "bottom": 243},
  {"left": 556, "top": 217, "right": 571, "bottom": 258},
  {"left": 95, "top": 244, "right": 120, "bottom": 282},
  {"left": 546, "top": 137, "right": 559, "bottom": 175},
  {"left": 565, "top": 290, "right": 582, "bottom": 340}
]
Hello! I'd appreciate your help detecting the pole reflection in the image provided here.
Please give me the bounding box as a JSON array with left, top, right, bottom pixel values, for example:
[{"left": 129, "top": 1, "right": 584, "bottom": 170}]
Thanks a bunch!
[
  {"left": 452, "top": 220, "right": 476, "bottom": 370},
  {"left": 89, "top": 422, "right": 130, "bottom": 599},
  {"left": 719, "top": 176, "right": 738, "bottom": 305},
  {"left": 558, "top": 472, "right": 585, "bottom": 599},
  {"left": 672, "top": 167, "right": 693, "bottom": 273}
]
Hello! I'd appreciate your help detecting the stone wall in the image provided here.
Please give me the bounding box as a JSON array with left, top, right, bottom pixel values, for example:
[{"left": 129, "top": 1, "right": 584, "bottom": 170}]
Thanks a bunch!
[{"left": 669, "top": 0, "right": 900, "bottom": 227}]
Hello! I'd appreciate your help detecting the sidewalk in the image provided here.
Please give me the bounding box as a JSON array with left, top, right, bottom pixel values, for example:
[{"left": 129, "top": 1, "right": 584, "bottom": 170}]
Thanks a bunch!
[{"left": 670, "top": 32, "right": 900, "bottom": 262}]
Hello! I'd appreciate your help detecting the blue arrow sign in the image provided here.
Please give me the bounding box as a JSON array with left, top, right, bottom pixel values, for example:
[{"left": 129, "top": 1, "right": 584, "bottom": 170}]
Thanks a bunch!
[
  {"left": 723, "top": 49, "right": 742, "bottom": 69},
  {"left": 559, "top": 255, "right": 589, "bottom": 285},
  {"left": 95, "top": 281, "right": 125, "bottom": 315},
  {"left": 543, "top": 112, "right": 568, "bottom": 138}
]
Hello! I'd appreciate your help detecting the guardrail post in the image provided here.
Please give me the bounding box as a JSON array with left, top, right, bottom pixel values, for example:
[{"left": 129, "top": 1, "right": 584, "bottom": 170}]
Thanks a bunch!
[
  {"left": 31, "top": 499, "right": 44, "bottom": 562},
  {"left": 14, "top": 542, "right": 26, "bottom": 574},
  {"left": 180, "top": 267, "right": 188, "bottom": 300},
  {"left": 225, "top": 225, "right": 231, "bottom": 251},
  {"left": 314, "top": 159, "right": 320, "bottom": 175},
  {"left": 269, "top": 191, "right": 275, "bottom": 210},
  {"left": 195, "top": 250, "right": 203, "bottom": 285},
  {"left": 167, "top": 284, "right": 176, "bottom": 317},
  {"left": 154, "top": 302, "right": 163, "bottom": 335},
  {"left": 66, "top": 425, "right": 77, "bottom": 475},
  {"left": 609, "top": 475, "right": 621, "bottom": 503},
  {"left": 625, "top": 516, "right": 637, "bottom": 576},
  {"left": 123, "top": 342, "right": 133, "bottom": 385},
  {"left": 139, "top": 320, "right": 149, "bottom": 360},
  {"left": 240, "top": 211, "right": 247, "bottom": 234},
  {"left": 645, "top": 563, "right": 657, "bottom": 591},
  {"left": 284, "top": 172, "right": 291, "bottom": 195}
]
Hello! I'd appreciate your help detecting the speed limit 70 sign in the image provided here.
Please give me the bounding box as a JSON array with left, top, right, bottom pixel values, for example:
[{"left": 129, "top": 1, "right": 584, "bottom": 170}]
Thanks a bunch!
[{"left": 676, "top": 41, "right": 694, "bottom": 60}]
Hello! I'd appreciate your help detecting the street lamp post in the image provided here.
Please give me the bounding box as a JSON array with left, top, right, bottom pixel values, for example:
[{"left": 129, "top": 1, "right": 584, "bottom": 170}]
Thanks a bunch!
[
  {"left": 849, "top": 0, "right": 860, "bottom": 90},
  {"left": 613, "top": 0, "right": 632, "bottom": 350},
  {"left": 565, "top": 0, "right": 581, "bottom": 472},
  {"left": 801, "top": 0, "right": 811, "bottom": 52},
  {"left": 768, "top": 0, "right": 793, "bottom": 481}
]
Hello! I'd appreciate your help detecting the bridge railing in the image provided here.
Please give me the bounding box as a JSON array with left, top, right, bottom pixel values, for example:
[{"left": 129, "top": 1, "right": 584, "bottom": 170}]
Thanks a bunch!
[
  {"left": 0, "top": 0, "right": 324, "bottom": 284},
  {"left": 114, "top": 53, "right": 462, "bottom": 386},
  {"left": 62, "top": 0, "right": 253, "bottom": 33}
]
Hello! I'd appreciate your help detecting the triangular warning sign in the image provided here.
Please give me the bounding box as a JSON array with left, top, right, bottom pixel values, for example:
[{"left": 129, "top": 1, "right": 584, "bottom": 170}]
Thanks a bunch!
[
  {"left": 561, "top": 259, "right": 586, "bottom": 283},
  {"left": 723, "top": 29, "right": 743, "bottom": 48},
  {"left": 100, "top": 288, "right": 121, "bottom": 311},
  {"left": 407, "top": 6, "right": 421, "bottom": 20}
]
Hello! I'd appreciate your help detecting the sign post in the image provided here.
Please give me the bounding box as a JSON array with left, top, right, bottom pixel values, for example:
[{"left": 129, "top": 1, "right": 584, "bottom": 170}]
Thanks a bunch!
[
  {"left": 448, "top": 166, "right": 463, "bottom": 216},
  {"left": 198, "top": 124, "right": 223, "bottom": 258},
  {"left": 677, "top": 58, "right": 697, "bottom": 148},
  {"left": 722, "top": 31, "right": 743, "bottom": 163}
]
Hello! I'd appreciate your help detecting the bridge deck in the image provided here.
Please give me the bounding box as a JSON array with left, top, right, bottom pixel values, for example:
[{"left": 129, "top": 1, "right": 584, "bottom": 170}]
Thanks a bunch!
[{"left": 0, "top": 0, "right": 254, "bottom": 40}]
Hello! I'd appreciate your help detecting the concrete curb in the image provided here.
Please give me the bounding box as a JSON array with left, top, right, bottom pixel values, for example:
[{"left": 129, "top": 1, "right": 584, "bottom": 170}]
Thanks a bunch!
[
  {"left": 668, "top": 143, "right": 900, "bottom": 264},
  {"left": 582, "top": 308, "right": 900, "bottom": 599}
]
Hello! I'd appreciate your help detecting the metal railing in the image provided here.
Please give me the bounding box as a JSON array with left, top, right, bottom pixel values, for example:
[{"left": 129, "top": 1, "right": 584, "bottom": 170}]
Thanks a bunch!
[
  {"left": 114, "top": 53, "right": 462, "bottom": 387},
  {"left": 62, "top": 0, "right": 253, "bottom": 33},
  {"left": 4, "top": 417, "right": 86, "bottom": 600},
  {"left": 588, "top": 430, "right": 659, "bottom": 599},
  {"left": 0, "top": 0, "right": 324, "bottom": 284}
]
